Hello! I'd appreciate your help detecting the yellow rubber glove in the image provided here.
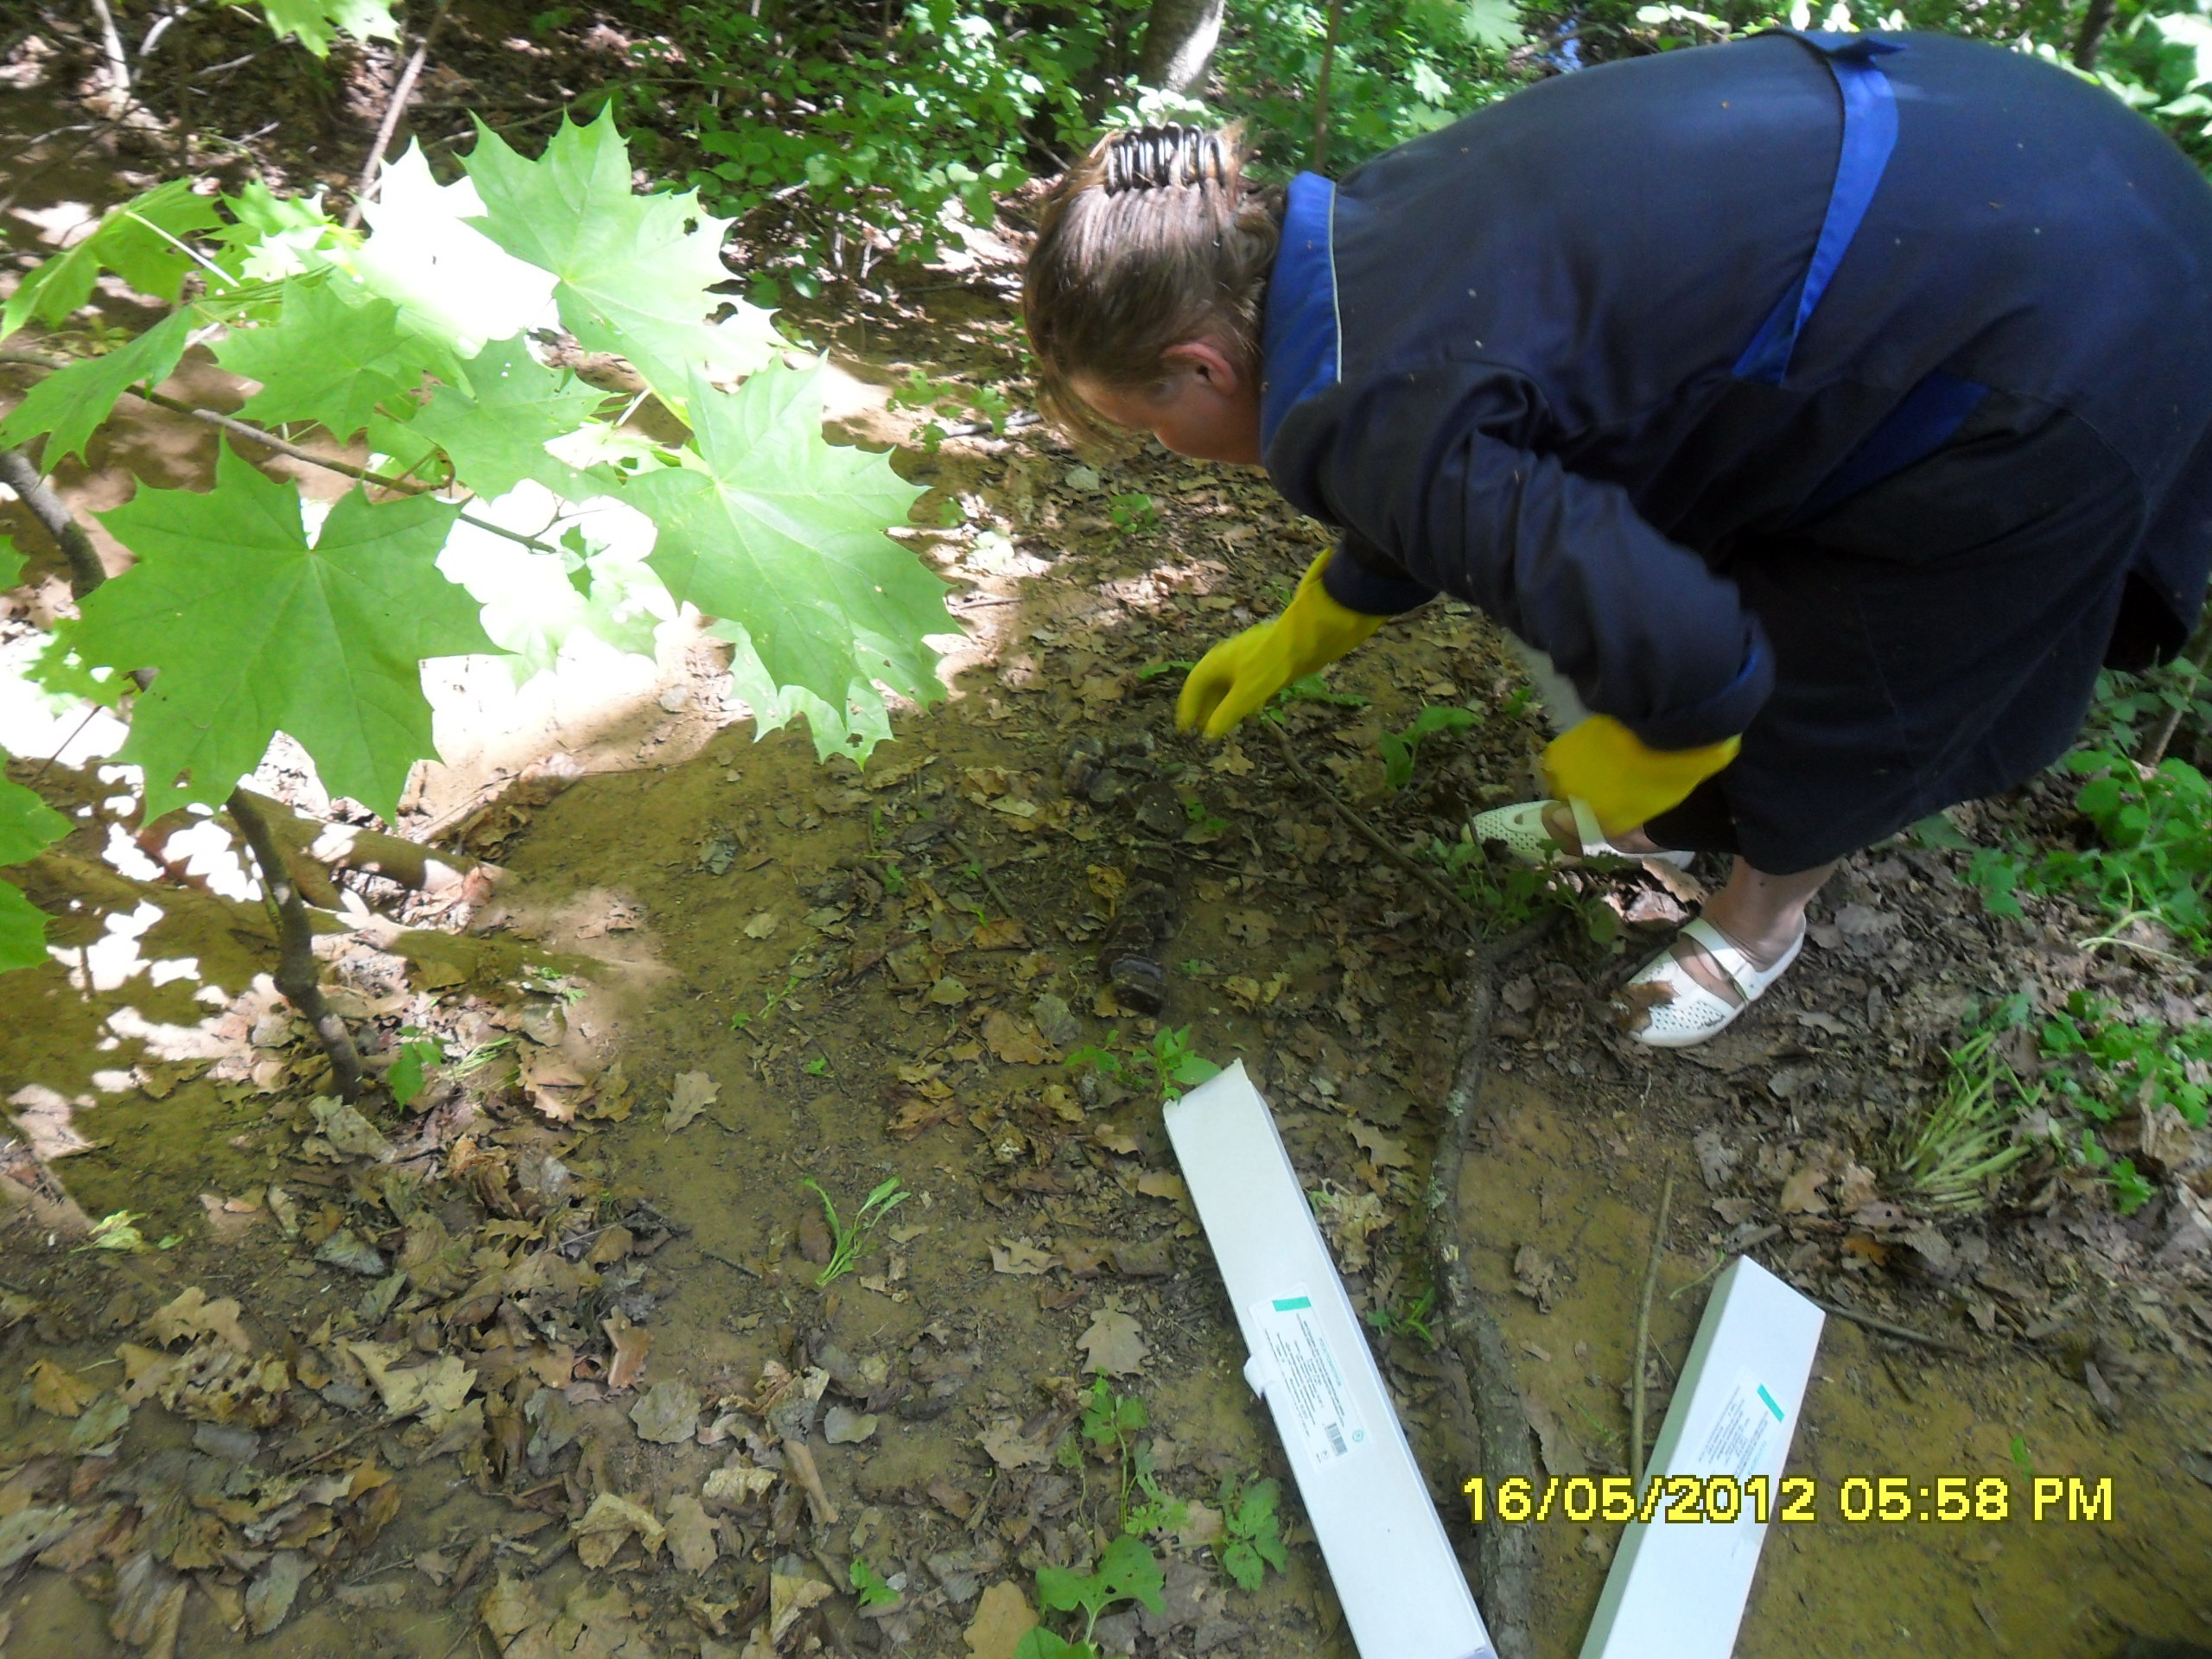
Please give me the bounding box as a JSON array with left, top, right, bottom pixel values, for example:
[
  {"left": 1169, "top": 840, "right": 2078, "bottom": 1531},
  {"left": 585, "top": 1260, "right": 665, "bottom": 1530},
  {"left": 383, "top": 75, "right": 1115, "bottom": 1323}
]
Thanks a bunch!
[
  {"left": 1541, "top": 715, "right": 1740, "bottom": 839},
  {"left": 1177, "top": 553, "right": 1386, "bottom": 738}
]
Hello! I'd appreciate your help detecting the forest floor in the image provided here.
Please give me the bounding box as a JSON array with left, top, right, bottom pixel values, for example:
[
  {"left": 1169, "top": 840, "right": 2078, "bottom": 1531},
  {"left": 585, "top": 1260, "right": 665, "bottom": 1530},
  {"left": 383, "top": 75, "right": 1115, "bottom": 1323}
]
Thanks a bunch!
[{"left": 3, "top": 28, "right": 2212, "bottom": 1659}]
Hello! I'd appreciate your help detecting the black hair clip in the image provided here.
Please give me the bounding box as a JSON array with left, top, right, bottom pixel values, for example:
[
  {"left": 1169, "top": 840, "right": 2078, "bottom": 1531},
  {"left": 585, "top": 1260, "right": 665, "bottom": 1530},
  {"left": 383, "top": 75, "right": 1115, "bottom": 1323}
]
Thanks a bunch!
[{"left": 1103, "top": 125, "right": 1228, "bottom": 194}]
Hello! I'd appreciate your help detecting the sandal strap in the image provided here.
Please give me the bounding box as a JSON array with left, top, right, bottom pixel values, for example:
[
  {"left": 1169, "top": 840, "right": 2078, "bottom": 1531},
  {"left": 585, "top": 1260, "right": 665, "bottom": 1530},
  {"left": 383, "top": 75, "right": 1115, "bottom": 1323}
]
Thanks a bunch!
[{"left": 1567, "top": 797, "right": 1605, "bottom": 856}]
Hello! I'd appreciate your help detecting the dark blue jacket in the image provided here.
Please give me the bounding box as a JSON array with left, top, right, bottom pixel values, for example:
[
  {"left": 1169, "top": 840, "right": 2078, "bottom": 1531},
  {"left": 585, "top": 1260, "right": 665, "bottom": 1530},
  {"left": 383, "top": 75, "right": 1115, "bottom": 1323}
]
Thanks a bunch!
[{"left": 1262, "top": 31, "right": 2212, "bottom": 756}]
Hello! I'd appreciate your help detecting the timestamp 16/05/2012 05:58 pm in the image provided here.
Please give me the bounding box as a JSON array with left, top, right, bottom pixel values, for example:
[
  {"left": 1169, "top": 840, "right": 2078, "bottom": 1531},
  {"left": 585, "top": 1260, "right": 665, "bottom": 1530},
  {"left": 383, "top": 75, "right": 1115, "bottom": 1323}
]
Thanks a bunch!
[{"left": 1462, "top": 1474, "right": 2119, "bottom": 1526}]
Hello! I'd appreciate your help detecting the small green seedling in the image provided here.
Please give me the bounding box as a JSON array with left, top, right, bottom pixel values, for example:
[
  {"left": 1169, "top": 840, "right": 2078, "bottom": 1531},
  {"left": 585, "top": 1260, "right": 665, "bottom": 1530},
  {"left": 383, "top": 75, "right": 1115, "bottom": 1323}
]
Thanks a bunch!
[
  {"left": 1216, "top": 1474, "right": 1288, "bottom": 1592},
  {"left": 802, "top": 1176, "right": 909, "bottom": 1287},
  {"left": 1274, "top": 671, "right": 1368, "bottom": 710},
  {"left": 1135, "top": 658, "right": 1196, "bottom": 682},
  {"left": 731, "top": 972, "right": 803, "bottom": 1032},
  {"left": 387, "top": 1026, "right": 442, "bottom": 1107},
  {"left": 1123, "top": 1440, "right": 1191, "bottom": 1537},
  {"left": 1378, "top": 704, "right": 1480, "bottom": 790},
  {"left": 1108, "top": 491, "right": 1160, "bottom": 534},
  {"left": 1015, "top": 1535, "right": 1167, "bottom": 1659},
  {"left": 1181, "top": 796, "right": 1230, "bottom": 838},
  {"left": 1064, "top": 1032, "right": 1126, "bottom": 1080},
  {"left": 849, "top": 1556, "right": 900, "bottom": 1609},
  {"left": 1365, "top": 1283, "right": 1438, "bottom": 1346},
  {"left": 804, "top": 1055, "right": 830, "bottom": 1077},
  {"left": 1144, "top": 1026, "right": 1221, "bottom": 1099}
]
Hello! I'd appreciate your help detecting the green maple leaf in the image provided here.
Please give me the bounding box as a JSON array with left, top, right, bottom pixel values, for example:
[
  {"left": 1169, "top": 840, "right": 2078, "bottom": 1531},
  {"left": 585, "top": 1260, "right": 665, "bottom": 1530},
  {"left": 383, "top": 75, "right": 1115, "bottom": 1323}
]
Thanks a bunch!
[
  {"left": 629, "top": 365, "right": 947, "bottom": 748},
  {"left": 351, "top": 143, "right": 556, "bottom": 356},
  {"left": 214, "top": 277, "right": 454, "bottom": 440},
  {"left": 0, "top": 775, "right": 71, "bottom": 868},
  {"left": 0, "top": 882, "right": 51, "bottom": 974},
  {"left": 75, "top": 446, "right": 491, "bottom": 820},
  {"left": 0, "top": 532, "right": 21, "bottom": 589},
  {"left": 2, "top": 180, "right": 223, "bottom": 336},
  {"left": 408, "top": 337, "right": 605, "bottom": 498},
  {"left": 211, "top": 180, "right": 350, "bottom": 284},
  {"left": 462, "top": 108, "right": 780, "bottom": 404},
  {"left": 0, "top": 310, "right": 194, "bottom": 467},
  {"left": 1462, "top": 0, "right": 1522, "bottom": 48},
  {"left": 257, "top": 0, "right": 398, "bottom": 55},
  {"left": 0, "top": 772, "right": 70, "bottom": 976}
]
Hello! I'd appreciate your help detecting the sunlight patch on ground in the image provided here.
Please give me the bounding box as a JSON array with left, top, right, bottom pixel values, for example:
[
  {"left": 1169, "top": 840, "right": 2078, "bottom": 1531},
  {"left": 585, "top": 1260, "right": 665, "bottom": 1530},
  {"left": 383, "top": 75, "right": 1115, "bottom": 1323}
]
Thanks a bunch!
[{"left": 161, "top": 813, "right": 258, "bottom": 901}]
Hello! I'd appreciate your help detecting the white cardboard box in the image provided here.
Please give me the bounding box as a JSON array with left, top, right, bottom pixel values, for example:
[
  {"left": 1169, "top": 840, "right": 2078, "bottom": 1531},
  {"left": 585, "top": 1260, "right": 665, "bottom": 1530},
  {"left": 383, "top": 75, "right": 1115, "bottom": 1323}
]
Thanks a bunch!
[
  {"left": 1166, "top": 1062, "right": 1497, "bottom": 1659},
  {"left": 1580, "top": 1255, "right": 1826, "bottom": 1658}
]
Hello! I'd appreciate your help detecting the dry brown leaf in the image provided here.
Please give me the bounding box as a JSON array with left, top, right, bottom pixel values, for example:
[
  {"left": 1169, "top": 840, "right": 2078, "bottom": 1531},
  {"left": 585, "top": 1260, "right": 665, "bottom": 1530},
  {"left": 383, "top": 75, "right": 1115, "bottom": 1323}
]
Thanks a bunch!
[
  {"left": 28, "top": 1360, "right": 99, "bottom": 1419},
  {"left": 972, "top": 918, "right": 1029, "bottom": 950},
  {"left": 603, "top": 1315, "right": 652, "bottom": 1392},
  {"left": 1077, "top": 1309, "right": 1149, "bottom": 1376},
  {"left": 666, "top": 1071, "right": 719, "bottom": 1134},
  {"left": 963, "top": 1582, "right": 1039, "bottom": 1659},
  {"left": 571, "top": 1493, "right": 664, "bottom": 1570},
  {"left": 145, "top": 1287, "right": 253, "bottom": 1354},
  {"left": 1348, "top": 1122, "right": 1413, "bottom": 1171},
  {"left": 982, "top": 1010, "right": 1050, "bottom": 1065},
  {"left": 1135, "top": 1172, "right": 1186, "bottom": 1202},
  {"left": 990, "top": 1238, "right": 1057, "bottom": 1276},
  {"left": 664, "top": 1496, "right": 717, "bottom": 1573},
  {"left": 978, "top": 1419, "right": 1054, "bottom": 1470},
  {"left": 1779, "top": 1166, "right": 1830, "bottom": 1216}
]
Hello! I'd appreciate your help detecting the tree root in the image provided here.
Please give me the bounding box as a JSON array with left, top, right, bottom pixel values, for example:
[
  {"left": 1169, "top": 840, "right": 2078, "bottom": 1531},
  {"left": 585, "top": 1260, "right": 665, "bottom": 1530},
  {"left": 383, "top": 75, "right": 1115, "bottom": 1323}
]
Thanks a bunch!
[{"left": 1424, "top": 916, "right": 1556, "bottom": 1659}]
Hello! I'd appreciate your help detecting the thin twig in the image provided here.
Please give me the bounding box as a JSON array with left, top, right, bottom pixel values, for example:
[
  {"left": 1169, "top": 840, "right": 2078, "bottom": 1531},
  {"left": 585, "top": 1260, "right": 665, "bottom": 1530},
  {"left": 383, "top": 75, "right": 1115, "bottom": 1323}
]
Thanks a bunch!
[
  {"left": 0, "top": 448, "right": 107, "bottom": 594},
  {"left": 947, "top": 833, "right": 1020, "bottom": 921},
  {"left": 1809, "top": 1296, "right": 1974, "bottom": 1357},
  {"left": 1630, "top": 1170, "right": 1675, "bottom": 1487},
  {"left": 344, "top": 0, "right": 453, "bottom": 231},
  {"left": 1264, "top": 718, "right": 1483, "bottom": 928}
]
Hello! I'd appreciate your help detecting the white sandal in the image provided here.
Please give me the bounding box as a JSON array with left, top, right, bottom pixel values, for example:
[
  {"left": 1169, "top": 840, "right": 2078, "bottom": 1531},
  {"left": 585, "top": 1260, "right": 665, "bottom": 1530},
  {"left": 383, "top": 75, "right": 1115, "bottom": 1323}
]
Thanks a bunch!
[
  {"left": 1468, "top": 798, "right": 1694, "bottom": 869},
  {"left": 1618, "top": 917, "right": 1804, "bottom": 1048}
]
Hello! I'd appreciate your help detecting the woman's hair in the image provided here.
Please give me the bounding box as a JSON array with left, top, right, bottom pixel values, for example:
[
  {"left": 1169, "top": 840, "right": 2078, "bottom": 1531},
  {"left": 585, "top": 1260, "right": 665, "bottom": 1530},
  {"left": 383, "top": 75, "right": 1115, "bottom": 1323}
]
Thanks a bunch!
[{"left": 1023, "top": 124, "right": 1282, "bottom": 448}]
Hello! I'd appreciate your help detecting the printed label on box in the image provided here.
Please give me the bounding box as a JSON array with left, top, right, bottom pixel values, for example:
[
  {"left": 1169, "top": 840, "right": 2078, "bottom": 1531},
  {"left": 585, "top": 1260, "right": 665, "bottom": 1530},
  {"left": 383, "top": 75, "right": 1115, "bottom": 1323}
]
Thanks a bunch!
[
  {"left": 1681, "top": 1368, "right": 1787, "bottom": 1485},
  {"left": 1251, "top": 1287, "right": 1370, "bottom": 1466}
]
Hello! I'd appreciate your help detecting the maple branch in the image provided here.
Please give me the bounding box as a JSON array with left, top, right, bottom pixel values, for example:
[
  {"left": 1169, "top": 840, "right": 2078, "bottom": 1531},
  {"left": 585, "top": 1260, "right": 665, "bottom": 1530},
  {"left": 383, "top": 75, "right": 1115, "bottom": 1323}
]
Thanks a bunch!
[
  {"left": 0, "top": 439, "right": 371, "bottom": 1101},
  {"left": 227, "top": 787, "right": 367, "bottom": 1101},
  {"left": 127, "top": 389, "right": 571, "bottom": 557},
  {"left": 0, "top": 448, "right": 107, "bottom": 596},
  {"left": 0, "top": 352, "right": 573, "bottom": 561}
]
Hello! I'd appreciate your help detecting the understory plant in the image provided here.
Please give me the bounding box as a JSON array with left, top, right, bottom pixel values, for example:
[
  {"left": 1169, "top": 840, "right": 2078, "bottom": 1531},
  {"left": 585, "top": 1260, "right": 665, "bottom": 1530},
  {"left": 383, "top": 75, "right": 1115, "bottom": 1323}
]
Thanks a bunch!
[
  {"left": 0, "top": 109, "right": 952, "bottom": 998},
  {"left": 1968, "top": 745, "right": 2212, "bottom": 956}
]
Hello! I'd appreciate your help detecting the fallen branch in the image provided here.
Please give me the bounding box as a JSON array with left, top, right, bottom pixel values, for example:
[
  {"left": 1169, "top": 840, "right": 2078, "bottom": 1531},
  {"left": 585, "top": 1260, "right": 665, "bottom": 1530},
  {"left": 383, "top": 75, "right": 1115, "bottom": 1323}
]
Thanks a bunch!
[
  {"left": 343, "top": 0, "right": 453, "bottom": 232},
  {"left": 1265, "top": 719, "right": 1484, "bottom": 930},
  {"left": 1423, "top": 914, "right": 1556, "bottom": 1659},
  {"left": 1630, "top": 1171, "right": 1675, "bottom": 1485},
  {"left": 1808, "top": 1295, "right": 1973, "bottom": 1357}
]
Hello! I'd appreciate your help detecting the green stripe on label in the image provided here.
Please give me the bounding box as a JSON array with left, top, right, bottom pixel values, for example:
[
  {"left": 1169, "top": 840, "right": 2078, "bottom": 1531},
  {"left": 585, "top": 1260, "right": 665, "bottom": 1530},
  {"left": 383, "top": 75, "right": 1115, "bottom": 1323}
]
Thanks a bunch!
[
  {"left": 1273, "top": 1297, "right": 1312, "bottom": 1311},
  {"left": 1757, "top": 1385, "right": 1785, "bottom": 1422}
]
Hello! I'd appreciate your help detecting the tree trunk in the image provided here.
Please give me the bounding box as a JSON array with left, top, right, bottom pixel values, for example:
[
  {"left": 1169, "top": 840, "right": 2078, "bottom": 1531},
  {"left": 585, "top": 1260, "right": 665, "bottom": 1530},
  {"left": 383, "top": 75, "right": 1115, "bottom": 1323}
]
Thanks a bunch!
[
  {"left": 1136, "top": 0, "right": 1226, "bottom": 93},
  {"left": 2073, "top": 0, "right": 2118, "bottom": 70}
]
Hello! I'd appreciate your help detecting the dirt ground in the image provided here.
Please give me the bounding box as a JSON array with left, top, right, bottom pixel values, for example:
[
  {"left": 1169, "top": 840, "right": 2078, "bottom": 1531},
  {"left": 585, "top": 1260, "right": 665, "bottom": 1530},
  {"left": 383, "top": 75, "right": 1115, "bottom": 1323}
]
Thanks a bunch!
[{"left": 4, "top": 43, "right": 2212, "bottom": 1659}]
